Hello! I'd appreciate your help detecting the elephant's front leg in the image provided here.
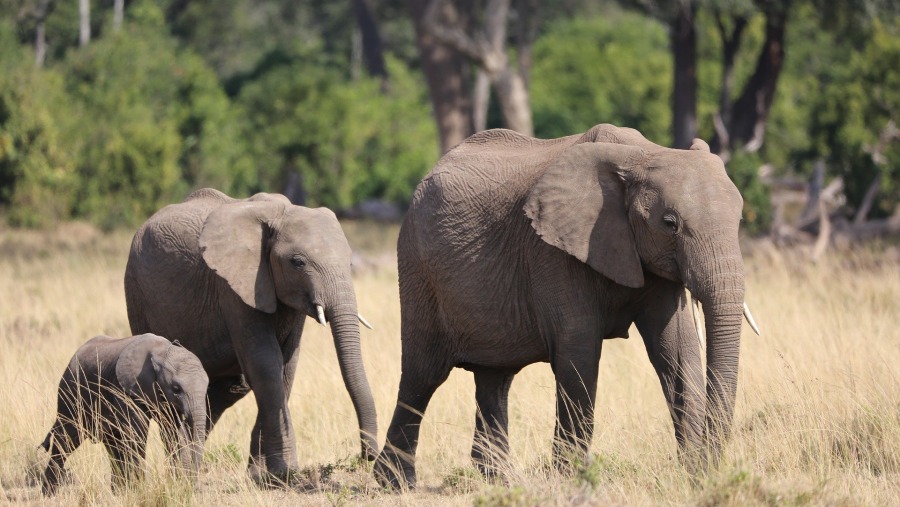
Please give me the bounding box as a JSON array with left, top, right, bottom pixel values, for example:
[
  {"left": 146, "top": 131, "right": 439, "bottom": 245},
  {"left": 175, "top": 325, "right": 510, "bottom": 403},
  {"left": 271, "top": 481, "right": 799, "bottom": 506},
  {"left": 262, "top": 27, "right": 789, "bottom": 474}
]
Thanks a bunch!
[
  {"left": 229, "top": 320, "right": 298, "bottom": 483},
  {"left": 551, "top": 331, "right": 603, "bottom": 470},
  {"left": 634, "top": 279, "right": 705, "bottom": 471}
]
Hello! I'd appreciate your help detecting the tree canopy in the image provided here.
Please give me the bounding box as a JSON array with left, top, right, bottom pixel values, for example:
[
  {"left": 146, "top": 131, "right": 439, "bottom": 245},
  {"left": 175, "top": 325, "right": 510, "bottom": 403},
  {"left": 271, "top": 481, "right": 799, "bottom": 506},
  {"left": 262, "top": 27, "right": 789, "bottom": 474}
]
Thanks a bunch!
[{"left": 0, "top": 0, "right": 896, "bottom": 233}]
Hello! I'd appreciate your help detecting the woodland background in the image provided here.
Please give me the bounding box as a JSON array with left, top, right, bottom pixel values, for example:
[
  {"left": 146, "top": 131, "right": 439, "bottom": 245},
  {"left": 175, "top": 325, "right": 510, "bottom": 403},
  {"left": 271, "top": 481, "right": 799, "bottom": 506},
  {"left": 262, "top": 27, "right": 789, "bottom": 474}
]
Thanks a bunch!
[{"left": 0, "top": 0, "right": 897, "bottom": 241}]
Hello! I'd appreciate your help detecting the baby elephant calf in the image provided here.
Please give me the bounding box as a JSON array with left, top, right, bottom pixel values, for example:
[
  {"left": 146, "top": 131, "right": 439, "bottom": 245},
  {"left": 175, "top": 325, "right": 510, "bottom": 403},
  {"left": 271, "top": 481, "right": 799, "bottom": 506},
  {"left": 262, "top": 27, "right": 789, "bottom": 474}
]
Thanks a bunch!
[{"left": 40, "top": 333, "right": 209, "bottom": 495}]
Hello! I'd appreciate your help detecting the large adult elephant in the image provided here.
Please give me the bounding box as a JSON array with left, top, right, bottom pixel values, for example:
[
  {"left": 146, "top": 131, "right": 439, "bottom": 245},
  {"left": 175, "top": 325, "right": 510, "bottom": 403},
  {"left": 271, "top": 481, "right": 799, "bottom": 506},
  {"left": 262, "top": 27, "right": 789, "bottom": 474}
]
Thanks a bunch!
[
  {"left": 375, "top": 124, "right": 760, "bottom": 487},
  {"left": 125, "top": 188, "right": 377, "bottom": 482}
]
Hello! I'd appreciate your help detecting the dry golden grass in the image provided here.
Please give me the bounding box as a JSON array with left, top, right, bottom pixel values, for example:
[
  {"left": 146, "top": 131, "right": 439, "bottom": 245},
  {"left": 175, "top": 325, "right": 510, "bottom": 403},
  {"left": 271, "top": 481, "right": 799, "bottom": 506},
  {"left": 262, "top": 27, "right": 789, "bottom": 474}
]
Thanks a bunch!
[{"left": 0, "top": 221, "right": 897, "bottom": 506}]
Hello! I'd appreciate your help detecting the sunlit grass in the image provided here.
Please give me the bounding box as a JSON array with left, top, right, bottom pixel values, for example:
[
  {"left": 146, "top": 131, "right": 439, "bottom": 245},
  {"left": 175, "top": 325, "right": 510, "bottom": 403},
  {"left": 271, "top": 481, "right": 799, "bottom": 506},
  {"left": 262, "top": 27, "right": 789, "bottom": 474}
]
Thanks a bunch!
[{"left": 0, "top": 222, "right": 897, "bottom": 505}]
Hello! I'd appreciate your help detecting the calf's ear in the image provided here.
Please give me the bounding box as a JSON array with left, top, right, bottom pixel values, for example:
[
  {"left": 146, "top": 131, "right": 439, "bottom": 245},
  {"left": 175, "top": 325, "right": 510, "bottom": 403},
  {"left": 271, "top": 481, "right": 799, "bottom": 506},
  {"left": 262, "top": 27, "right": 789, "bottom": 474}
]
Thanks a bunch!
[{"left": 116, "top": 334, "right": 165, "bottom": 403}]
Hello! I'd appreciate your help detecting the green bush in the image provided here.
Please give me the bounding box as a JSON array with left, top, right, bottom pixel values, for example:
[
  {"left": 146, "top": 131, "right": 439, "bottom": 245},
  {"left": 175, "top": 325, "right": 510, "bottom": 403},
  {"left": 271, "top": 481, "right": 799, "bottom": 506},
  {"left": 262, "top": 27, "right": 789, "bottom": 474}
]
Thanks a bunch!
[
  {"left": 0, "top": 22, "right": 76, "bottom": 227},
  {"left": 728, "top": 151, "right": 773, "bottom": 235},
  {"left": 61, "top": 2, "right": 254, "bottom": 227},
  {"left": 530, "top": 10, "right": 672, "bottom": 145},
  {"left": 809, "top": 18, "right": 900, "bottom": 218},
  {"left": 237, "top": 54, "right": 437, "bottom": 210}
]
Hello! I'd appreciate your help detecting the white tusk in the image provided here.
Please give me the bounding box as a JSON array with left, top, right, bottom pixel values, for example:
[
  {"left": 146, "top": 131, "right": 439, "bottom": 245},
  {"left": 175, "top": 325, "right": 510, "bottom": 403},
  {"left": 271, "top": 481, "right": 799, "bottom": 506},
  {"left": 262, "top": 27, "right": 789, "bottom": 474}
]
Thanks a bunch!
[
  {"left": 743, "top": 302, "right": 761, "bottom": 336},
  {"left": 691, "top": 296, "right": 704, "bottom": 347},
  {"left": 316, "top": 305, "right": 327, "bottom": 326},
  {"left": 358, "top": 313, "right": 373, "bottom": 330}
]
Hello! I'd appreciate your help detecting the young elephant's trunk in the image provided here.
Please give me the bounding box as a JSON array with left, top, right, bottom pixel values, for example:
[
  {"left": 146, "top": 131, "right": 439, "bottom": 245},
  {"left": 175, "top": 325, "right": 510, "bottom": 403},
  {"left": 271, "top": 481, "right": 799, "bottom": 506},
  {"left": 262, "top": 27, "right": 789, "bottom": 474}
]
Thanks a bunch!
[
  {"left": 323, "top": 278, "right": 378, "bottom": 460},
  {"left": 177, "top": 397, "right": 207, "bottom": 478}
]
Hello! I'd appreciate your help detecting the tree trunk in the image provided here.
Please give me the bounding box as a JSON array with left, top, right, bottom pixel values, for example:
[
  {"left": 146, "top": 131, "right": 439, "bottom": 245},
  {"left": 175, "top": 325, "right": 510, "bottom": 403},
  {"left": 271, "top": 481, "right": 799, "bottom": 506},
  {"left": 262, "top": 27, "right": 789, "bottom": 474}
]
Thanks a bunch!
[
  {"left": 473, "top": 70, "right": 490, "bottom": 132},
  {"left": 409, "top": 0, "right": 474, "bottom": 153},
  {"left": 31, "top": 0, "right": 55, "bottom": 66},
  {"left": 491, "top": 67, "right": 533, "bottom": 135},
  {"left": 113, "top": 0, "right": 124, "bottom": 32},
  {"left": 421, "top": 0, "right": 534, "bottom": 137},
  {"left": 711, "top": 13, "right": 748, "bottom": 157},
  {"left": 514, "top": 0, "right": 538, "bottom": 91},
  {"left": 34, "top": 20, "right": 47, "bottom": 66},
  {"left": 714, "top": 2, "right": 791, "bottom": 153},
  {"left": 353, "top": 0, "right": 388, "bottom": 80},
  {"left": 671, "top": 1, "right": 697, "bottom": 149},
  {"left": 79, "top": 0, "right": 90, "bottom": 47}
]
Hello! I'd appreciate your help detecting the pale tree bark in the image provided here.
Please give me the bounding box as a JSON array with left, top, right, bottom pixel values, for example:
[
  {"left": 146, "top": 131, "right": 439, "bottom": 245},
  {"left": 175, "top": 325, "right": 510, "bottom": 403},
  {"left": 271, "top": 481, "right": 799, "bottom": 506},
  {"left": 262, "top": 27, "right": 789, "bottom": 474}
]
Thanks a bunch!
[
  {"left": 671, "top": 0, "right": 697, "bottom": 149},
  {"left": 19, "top": 0, "right": 56, "bottom": 66},
  {"left": 409, "top": 0, "right": 474, "bottom": 153},
  {"left": 473, "top": 70, "right": 490, "bottom": 132},
  {"left": 113, "top": 0, "right": 124, "bottom": 32},
  {"left": 79, "top": 0, "right": 90, "bottom": 47},
  {"left": 424, "top": 0, "right": 534, "bottom": 136}
]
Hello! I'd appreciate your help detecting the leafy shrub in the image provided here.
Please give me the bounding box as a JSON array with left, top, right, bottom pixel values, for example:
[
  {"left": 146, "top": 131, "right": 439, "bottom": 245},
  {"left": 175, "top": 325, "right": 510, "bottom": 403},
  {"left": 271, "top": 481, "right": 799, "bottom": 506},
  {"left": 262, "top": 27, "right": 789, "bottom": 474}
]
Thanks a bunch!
[
  {"left": 237, "top": 54, "right": 437, "bottom": 210},
  {"left": 530, "top": 10, "right": 672, "bottom": 145},
  {"left": 0, "top": 22, "right": 77, "bottom": 227},
  {"left": 728, "top": 151, "right": 773, "bottom": 235}
]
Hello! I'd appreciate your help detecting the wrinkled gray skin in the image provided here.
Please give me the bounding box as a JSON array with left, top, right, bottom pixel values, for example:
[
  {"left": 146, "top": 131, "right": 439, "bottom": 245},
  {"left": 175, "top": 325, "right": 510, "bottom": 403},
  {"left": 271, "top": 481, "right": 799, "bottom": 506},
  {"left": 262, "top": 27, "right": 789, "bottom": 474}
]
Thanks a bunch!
[
  {"left": 124, "top": 189, "right": 377, "bottom": 483},
  {"left": 40, "top": 334, "right": 208, "bottom": 495},
  {"left": 375, "top": 124, "right": 746, "bottom": 488}
]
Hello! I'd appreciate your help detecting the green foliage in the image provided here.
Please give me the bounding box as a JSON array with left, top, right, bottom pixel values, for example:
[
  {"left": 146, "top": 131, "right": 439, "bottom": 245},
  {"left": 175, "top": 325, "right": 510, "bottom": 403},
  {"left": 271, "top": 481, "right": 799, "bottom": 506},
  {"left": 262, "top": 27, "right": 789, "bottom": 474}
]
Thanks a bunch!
[
  {"left": 0, "top": 22, "right": 76, "bottom": 227},
  {"left": 238, "top": 54, "right": 437, "bottom": 209},
  {"left": 530, "top": 9, "right": 672, "bottom": 144},
  {"left": 728, "top": 151, "right": 773, "bottom": 235},
  {"left": 60, "top": 2, "right": 254, "bottom": 227},
  {"left": 809, "top": 18, "right": 900, "bottom": 217}
]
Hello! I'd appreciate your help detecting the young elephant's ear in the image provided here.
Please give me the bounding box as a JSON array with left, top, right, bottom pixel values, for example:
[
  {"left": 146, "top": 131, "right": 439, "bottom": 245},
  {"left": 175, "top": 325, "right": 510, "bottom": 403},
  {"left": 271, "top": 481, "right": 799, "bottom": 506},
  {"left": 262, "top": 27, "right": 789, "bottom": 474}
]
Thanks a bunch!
[
  {"left": 199, "top": 201, "right": 284, "bottom": 314},
  {"left": 524, "top": 142, "right": 646, "bottom": 288},
  {"left": 116, "top": 334, "right": 166, "bottom": 402}
]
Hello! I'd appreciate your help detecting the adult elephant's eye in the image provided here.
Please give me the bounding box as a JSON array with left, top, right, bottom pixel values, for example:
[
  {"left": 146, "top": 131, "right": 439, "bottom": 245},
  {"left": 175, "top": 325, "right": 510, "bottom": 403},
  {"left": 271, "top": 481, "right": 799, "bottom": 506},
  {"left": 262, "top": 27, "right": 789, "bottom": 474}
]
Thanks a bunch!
[
  {"left": 291, "top": 257, "right": 306, "bottom": 269},
  {"left": 663, "top": 214, "right": 679, "bottom": 232},
  {"left": 171, "top": 384, "right": 182, "bottom": 395}
]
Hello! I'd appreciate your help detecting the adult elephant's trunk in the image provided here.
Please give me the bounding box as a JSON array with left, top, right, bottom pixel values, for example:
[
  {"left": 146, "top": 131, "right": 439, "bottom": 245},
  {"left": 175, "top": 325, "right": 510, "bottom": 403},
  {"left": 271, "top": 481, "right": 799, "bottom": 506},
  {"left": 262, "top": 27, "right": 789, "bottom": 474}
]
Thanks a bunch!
[
  {"left": 323, "top": 279, "right": 378, "bottom": 460},
  {"left": 690, "top": 251, "right": 745, "bottom": 467}
]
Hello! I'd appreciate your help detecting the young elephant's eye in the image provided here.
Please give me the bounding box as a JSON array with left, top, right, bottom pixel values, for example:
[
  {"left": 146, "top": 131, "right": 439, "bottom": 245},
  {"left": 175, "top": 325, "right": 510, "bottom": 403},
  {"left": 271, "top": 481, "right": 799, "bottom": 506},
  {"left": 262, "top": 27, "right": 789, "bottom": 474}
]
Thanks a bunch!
[
  {"left": 290, "top": 257, "right": 306, "bottom": 268},
  {"left": 171, "top": 384, "right": 182, "bottom": 395}
]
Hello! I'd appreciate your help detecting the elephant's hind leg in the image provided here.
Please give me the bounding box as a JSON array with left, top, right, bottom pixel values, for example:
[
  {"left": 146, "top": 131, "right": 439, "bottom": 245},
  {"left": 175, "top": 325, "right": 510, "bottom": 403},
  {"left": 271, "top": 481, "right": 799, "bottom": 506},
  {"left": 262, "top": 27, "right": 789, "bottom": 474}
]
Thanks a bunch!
[
  {"left": 471, "top": 367, "right": 518, "bottom": 480},
  {"left": 375, "top": 352, "right": 452, "bottom": 489},
  {"left": 41, "top": 419, "right": 81, "bottom": 495},
  {"left": 375, "top": 267, "right": 453, "bottom": 489}
]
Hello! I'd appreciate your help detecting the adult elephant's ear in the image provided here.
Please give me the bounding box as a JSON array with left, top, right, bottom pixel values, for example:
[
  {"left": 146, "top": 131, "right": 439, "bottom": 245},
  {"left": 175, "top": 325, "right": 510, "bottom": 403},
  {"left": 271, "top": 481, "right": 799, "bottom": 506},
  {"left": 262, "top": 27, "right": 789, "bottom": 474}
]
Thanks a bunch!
[
  {"left": 524, "top": 142, "right": 645, "bottom": 288},
  {"left": 199, "top": 201, "right": 282, "bottom": 314}
]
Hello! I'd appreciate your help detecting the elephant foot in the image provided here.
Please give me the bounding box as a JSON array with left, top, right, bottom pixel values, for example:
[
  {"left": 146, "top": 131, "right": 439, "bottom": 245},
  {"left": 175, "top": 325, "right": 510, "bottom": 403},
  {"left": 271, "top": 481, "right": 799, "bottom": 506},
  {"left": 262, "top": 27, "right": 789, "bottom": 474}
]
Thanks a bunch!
[
  {"left": 373, "top": 451, "right": 415, "bottom": 491},
  {"left": 473, "top": 460, "right": 508, "bottom": 484}
]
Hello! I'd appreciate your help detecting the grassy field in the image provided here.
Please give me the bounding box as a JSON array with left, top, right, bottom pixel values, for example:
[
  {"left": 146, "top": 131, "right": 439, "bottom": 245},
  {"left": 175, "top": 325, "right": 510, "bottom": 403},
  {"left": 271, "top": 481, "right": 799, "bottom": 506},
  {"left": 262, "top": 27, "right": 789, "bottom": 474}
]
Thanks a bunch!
[{"left": 0, "top": 221, "right": 897, "bottom": 506}]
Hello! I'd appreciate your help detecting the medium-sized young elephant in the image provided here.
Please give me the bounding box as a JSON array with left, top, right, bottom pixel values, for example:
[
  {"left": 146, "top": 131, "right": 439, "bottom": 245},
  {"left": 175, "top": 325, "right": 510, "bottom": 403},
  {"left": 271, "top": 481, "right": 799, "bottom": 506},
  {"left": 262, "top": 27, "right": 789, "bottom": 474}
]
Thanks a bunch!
[{"left": 40, "top": 334, "right": 209, "bottom": 495}]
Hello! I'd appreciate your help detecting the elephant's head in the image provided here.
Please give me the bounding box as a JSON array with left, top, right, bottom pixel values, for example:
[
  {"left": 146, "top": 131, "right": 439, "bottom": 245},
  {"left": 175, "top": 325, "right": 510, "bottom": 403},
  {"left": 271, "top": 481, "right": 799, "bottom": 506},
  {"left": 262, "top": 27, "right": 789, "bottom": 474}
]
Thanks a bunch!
[
  {"left": 116, "top": 334, "right": 209, "bottom": 476},
  {"left": 524, "top": 125, "right": 751, "bottom": 463},
  {"left": 197, "top": 195, "right": 377, "bottom": 459}
]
